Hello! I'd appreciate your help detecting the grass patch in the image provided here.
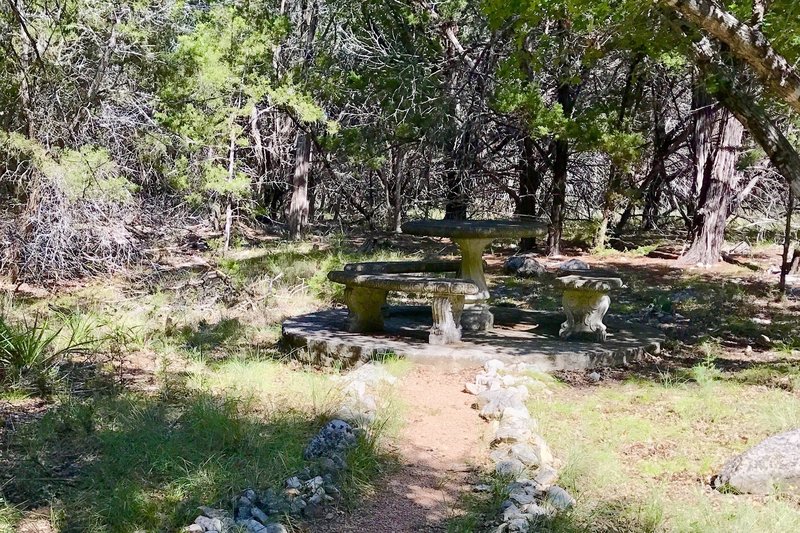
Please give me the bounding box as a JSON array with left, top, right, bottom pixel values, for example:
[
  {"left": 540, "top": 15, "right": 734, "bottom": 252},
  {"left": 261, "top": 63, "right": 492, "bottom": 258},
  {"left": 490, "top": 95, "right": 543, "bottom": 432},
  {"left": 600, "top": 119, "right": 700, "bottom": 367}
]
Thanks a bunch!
[
  {"left": 1, "top": 358, "right": 396, "bottom": 531},
  {"left": 526, "top": 379, "right": 800, "bottom": 532},
  {"left": 447, "top": 475, "right": 510, "bottom": 533},
  {"left": 3, "top": 390, "right": 315, "bottom": 531}
]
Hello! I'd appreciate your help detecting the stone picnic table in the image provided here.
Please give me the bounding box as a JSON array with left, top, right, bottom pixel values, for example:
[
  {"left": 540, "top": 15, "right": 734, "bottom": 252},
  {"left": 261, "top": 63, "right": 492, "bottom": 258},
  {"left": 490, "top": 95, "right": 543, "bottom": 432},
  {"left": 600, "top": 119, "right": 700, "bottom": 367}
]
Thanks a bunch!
[{"left": 401, "top": 219, "right": 547, "bottom": 330}]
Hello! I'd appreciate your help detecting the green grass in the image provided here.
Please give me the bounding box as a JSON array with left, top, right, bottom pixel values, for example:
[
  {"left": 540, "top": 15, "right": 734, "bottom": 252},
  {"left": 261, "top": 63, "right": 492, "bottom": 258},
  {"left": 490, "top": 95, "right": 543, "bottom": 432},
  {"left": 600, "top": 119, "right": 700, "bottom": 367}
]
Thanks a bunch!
[
  {"left": 447, "top": 475, "right": 511, "bottom": 533},
  {"left": 1, "top": 358, "right": 396, "bottom": 531},
  {"left": 526, "top": 376, "right": 800, "bottom": 532}
]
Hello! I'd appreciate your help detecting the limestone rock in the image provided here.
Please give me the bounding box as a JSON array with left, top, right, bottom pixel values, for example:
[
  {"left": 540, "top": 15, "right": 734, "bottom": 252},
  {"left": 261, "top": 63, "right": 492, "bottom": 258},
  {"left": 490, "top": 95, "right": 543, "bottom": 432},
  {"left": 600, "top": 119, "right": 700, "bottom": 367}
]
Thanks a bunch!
[
  {"left": 464, "top": 382, "right": 486, "bottom": 395},
  {"left": 533, "top": 465, "right": 559, "bottom": 489},
  {"left": 239, "top": 519, "right": 268, "bottom": 533},
  {"left": 545, "top": 486, "right": 575, "bottom": 509},
  {"left": 194, "top": 516, "right": 220, "bottom": 531},
  {"left": 494, "top": 417, "right": 534, "bottom": 445},
  {"left": 475, "top": 387, "right": 528, "bottom": 420},
  {"left": 250, "top": 506, "right": 269, "bottom": 524},
  {"left": 485, "top": 359, "right": 506, "bottom": 374},
  {"left": 505, "top": 255, "right": 546, "bottom": 278},
  {"left": 713, "top": 428, "right": 800, "bottom": 495},
  {"left": 520, "top": 502, "right": 549, "bottom": 517},
  {"left": 558, "top": 259, "right": 590, "bottom": 271},
  {"left": 304, "top": 419, "right": 357, "bottom": 460},
  {"left": 506, "top": 518, "right": 530, "bottom": 532},
  {"left": 496, "top": 458, "right": 526, "bottom": 477},
  {"left": 531, "top": 434, "right": 554, "bottom": 465},
  {"left": 510, "top": 443, "right": 541, "bottom": 467},
  {"left": 343, "top": 362, "right": 397, "bottom": 386},
  {"left": 501, "top": 502, "right": 524, "bottom": 521}
]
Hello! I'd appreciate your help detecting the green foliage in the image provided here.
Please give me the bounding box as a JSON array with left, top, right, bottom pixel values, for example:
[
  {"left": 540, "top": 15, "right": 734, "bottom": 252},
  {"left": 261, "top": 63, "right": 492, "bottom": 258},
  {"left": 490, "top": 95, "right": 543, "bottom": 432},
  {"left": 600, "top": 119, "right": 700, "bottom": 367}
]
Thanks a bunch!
[
  {"left": 0, "top": 316, "right": 93, "bottom": 395},
  {"left": 0, "top": 134, "right": 136, "bottom": 204}
]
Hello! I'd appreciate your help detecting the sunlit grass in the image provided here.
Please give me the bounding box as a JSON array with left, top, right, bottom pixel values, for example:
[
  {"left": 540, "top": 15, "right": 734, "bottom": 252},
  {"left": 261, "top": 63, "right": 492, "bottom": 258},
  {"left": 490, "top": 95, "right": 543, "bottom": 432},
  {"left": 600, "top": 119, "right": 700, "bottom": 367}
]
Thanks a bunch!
[{"left": 528, "top": 376, "right": 800, "bottom": 532}]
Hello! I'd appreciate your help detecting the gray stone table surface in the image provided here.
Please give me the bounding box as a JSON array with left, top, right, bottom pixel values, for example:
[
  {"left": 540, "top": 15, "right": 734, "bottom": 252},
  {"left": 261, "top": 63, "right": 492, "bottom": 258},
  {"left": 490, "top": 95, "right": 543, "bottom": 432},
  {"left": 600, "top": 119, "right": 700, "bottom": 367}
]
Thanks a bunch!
[
  {"left": 400, "top": 219, "right": 547, "bottom": 330},
  {"left": 402, "top": 219, "right": 547, "bottom": 239},
  {"left": 328, "top": 271, "right": 479, "bottom": 295},
  {"left": 343, "top": 260, "right": 460, "bottom": 274}
]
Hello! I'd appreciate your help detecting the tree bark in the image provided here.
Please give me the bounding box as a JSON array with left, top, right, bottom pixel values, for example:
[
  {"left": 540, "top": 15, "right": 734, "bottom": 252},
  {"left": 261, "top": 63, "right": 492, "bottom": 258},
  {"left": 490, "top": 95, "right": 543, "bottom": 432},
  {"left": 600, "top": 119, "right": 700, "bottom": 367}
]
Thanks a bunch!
[
  {"left": 715, "top": 84, "right": 800, "bottom": 198},
  {"left": 658, "top": 0, "right": 800, "bottom": 113},
  {"left": 288, "top": 132, "right": 312, "bottom": 240},
  {"left": 678, "top": 104, "right": 744, "bottom": 266}
]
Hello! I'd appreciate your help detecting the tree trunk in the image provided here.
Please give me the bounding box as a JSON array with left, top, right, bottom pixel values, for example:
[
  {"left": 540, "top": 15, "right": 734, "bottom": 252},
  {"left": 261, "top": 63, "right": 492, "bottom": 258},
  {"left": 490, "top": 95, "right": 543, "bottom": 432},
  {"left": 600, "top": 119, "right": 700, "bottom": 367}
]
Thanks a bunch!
[
  {"left": 714, "top": 84, "right": 800, "bottom": 198},
  {"left": 642, "top": 87, "right": 670, "bottom": 230},
  {"left": 686, "top": 34, "right": 800, "bottom": 204},
  {"left": 678, "top": 105, "right": 744, "bottom": 266},
  {"left": 223, "top": 115, "right": 238, "bottom": 253},
  {"left": 288, "top": 132, "right": 312, "bottom": 240},
  {"left": 780, "top": 189, "right": 794, "bottom": 294},
  {"left": 517, "top": 136, "right": 542, "bottom": 250},
  {"left": 390, "top": 147, "right": 406, "bottom": 233},
  {"left": 547, "top": 82, "right": 576, "bottom": 256}
]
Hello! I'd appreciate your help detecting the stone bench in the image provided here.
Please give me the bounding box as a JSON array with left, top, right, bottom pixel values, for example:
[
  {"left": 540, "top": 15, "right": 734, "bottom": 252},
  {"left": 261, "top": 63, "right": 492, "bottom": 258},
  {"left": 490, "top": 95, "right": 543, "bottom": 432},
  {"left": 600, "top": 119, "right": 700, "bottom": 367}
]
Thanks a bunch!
[
  {"left": 344, "top": 260, "right": 461, "bottom": 274},
  {"left": 327, "top": 271, "right": 479, "bottom": 345},
  {"left": 554, "top": 273, "right": 624, "bottom": 342}
]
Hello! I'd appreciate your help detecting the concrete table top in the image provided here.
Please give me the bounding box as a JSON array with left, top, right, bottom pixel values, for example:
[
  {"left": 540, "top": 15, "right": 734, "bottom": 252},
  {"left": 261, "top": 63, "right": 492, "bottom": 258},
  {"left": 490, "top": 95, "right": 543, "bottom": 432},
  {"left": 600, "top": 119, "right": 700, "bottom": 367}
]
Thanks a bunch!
[
  {"left": 402, "top": 219, "right": 547, "bottom": 239},
  {"left": 400, "top": 220, "right": 548, "bottom": 326}
]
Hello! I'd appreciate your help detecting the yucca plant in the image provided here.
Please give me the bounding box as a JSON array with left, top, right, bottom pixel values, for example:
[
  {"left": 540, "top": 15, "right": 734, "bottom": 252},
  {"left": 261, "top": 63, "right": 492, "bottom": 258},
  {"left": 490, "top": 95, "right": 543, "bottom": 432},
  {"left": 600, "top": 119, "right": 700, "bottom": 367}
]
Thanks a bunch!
[{"left": 0, "top": 316, "right": 93, "bottom": 395}]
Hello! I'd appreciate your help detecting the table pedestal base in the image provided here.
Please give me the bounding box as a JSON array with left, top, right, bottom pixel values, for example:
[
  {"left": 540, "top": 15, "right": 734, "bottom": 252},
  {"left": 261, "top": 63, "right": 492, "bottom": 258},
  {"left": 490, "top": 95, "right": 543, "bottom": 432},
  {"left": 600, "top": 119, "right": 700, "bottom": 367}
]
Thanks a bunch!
[
  {"left": 461, "top": 302, "right": 494, "bottom": 332},
  {"left": 559, "top": 289, "right": 610, "bottom": 342}
]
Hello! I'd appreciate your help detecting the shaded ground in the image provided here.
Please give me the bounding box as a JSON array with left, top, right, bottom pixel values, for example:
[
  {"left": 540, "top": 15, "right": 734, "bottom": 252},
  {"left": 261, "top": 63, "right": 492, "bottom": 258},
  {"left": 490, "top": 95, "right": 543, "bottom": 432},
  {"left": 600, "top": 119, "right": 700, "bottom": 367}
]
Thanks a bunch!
[
  {"left": 3, "top": 232, "right": 800, "bottom": 532},
  {"left": 313, "top": 365, "right": 487, "bottom": 532}
]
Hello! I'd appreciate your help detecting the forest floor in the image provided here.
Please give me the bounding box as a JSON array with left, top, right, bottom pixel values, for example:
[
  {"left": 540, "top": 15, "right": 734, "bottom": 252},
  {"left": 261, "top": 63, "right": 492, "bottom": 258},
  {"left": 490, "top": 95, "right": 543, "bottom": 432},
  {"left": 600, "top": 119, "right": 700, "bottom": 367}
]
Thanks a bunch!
[{"left": 1, "top": 229, "right": 800, "bottom": 532}]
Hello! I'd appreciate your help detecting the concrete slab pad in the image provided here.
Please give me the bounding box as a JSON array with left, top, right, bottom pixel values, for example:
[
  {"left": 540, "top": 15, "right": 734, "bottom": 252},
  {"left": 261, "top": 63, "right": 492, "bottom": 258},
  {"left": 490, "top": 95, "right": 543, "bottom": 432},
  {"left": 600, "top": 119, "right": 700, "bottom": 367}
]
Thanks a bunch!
[{"left": 282, "top": 306, "right": 663, "bottom": 371}]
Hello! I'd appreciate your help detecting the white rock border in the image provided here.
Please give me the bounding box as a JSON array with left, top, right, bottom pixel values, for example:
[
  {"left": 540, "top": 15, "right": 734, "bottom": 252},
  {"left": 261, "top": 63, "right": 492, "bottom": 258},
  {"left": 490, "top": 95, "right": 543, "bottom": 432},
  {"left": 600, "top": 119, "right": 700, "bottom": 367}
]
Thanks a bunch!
[{"left": 465, "top": 359, "right": 575, "bottom": 533}]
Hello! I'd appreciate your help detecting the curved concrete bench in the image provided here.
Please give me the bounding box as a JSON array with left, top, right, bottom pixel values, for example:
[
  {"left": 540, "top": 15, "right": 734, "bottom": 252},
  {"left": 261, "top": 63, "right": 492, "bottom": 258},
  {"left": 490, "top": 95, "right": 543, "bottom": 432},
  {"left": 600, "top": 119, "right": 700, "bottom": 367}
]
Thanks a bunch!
[
  {"left": 327, "top": 271, "right": 479, "bottom": 345},
  {"left": 344, "top": 260, "right": 461, "bottom": 274},
  {"left": 555, "top": 273, "right": 624, "bottom": 342}
]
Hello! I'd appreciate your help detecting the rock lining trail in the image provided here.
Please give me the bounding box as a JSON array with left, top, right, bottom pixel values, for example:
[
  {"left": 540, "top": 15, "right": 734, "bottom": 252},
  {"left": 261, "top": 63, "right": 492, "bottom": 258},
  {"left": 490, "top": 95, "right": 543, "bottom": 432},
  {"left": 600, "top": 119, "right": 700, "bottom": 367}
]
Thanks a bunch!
[{"left": 314, "top": 364, "right": 487, "bottom": 532}]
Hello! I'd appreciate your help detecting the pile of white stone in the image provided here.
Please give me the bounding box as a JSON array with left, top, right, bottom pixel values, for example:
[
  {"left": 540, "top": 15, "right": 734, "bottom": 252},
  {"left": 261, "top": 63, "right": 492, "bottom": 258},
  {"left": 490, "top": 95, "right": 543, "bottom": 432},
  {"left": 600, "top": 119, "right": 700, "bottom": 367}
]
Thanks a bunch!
[
  {"left": 465, "top": 360, "right": 576, "bottom": 533},
  {"left": 186, "top": 363, "right": 396, "bottom": 533}
]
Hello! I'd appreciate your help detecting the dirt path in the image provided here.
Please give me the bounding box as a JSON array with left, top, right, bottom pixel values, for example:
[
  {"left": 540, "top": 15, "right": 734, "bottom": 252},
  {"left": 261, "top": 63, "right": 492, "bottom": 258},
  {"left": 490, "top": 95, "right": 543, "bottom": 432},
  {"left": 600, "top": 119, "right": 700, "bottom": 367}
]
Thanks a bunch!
[{"left": 314, "top": 364, "right": 487, "bottom": 532}]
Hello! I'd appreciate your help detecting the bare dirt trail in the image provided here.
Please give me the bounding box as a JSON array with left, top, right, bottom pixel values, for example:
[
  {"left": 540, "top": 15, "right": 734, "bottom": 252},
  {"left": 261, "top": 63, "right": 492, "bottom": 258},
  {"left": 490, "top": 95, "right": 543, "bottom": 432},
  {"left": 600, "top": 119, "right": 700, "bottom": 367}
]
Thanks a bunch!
[{"left": 314, "top": 364, "right": 488, "bottom": 532}]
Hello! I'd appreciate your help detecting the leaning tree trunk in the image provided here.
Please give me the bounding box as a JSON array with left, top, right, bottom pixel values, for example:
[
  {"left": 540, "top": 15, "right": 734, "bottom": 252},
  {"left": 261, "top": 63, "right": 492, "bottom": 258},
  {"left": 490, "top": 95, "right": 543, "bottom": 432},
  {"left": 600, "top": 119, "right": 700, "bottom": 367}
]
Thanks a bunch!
[
  {"left": 678, "top": 102, "right": 744, "bottom": 266},
  {"left": 658, "top": 0, "right": 800, "bottom": 114},
  {"left": 288, "top": 132, "right": 312, "bottom": 240}
]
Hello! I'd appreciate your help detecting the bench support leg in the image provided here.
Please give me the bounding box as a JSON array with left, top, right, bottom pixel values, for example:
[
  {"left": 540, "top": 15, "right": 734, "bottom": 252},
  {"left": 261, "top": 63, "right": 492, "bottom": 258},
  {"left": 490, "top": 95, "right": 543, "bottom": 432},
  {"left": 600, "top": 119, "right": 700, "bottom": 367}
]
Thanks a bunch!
[
  {"left": 344, "top": 287, "right": 387, "bottom": 333},
  {"left": 559, "top": 289, "right": 610, "bottom": 342},
  {"left": 429, "top": 295, "right": 465, "bottom": 345}
]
